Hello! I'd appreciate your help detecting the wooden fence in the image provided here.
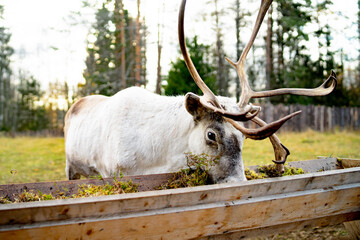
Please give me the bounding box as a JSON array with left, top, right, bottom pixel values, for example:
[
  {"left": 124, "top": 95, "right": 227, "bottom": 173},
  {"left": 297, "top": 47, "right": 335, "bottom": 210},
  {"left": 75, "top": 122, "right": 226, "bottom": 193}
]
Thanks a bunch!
[{"left": 243, "top": 104, "right": 360, "bottom": 132}]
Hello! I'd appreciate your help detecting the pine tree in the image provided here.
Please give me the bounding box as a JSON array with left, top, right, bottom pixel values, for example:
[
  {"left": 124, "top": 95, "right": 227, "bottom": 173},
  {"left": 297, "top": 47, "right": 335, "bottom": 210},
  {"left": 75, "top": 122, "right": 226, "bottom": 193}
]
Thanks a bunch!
[
  {"left": 16, "top": 73, "right": 48, "bottom": 131},
  {"left": 165, "top": 36, "right": 216, "bottom": 96},
  {"left": 232, "top": 0, "right": 250, "bottom": 101},
  {"left": 0, "top": 5, "right": 15, "bottom": 131},
  {"left": 212, "top": 0, "right": 230, "bottom": 96},
  {"left": 81, "top": 0, "right": 147, "bottom": 97}
]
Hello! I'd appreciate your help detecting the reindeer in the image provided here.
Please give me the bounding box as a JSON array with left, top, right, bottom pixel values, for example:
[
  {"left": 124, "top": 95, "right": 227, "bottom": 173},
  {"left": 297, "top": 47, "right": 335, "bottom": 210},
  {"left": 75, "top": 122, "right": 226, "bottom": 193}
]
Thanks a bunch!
[{"left": 64, "top": 0, "right": 336, "bottom": 183}]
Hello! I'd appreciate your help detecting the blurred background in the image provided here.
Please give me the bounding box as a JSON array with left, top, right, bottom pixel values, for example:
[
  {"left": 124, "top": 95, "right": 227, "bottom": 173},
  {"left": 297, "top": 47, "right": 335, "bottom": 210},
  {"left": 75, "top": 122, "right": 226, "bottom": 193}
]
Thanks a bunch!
[{"left": 0, "top": 0, "right": 359, "bottom": 134}]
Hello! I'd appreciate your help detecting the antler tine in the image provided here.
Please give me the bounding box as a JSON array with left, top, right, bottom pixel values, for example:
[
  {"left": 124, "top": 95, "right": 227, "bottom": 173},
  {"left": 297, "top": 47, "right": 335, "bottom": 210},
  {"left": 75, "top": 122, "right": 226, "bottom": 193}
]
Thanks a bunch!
[
  {"left": 226, "top": 0, "right": 273, "bottom": 108},
  {"left": 250, "top": 70, "right": 337, "bottom": 98},
  {"left": 226, "top": 0, "right": 337, "bottom": 107},
  {"left": 178, "top": 0, "right": 220, "bottom": 108},
  {"left": 252, "top": 116, "right": 289, "bottom": 161},
  {"left": 224, "top": 110, "right": 301, "bottom": 140},
  {"left": 178, "top": 0, "right": 258, "bottom": 121}
]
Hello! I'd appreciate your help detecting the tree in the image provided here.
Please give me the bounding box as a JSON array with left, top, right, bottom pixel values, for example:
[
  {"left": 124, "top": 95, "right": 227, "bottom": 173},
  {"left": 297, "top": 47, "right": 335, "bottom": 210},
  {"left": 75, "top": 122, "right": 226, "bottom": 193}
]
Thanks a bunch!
[
  {"left": 0, "top": 5, "right": 15, "bottom": 131},
  {"left": 164, "top": 36, "right": 216, "bottom": 96},
  {"left": 271, "top": 0, "right": 313, "bottom": 104},
  {"left": 233, "top": 0, "right": 250, "bottom": 101},
  {"left": 265, "top": 5, "right": 274, "bottom": 99},
  {"left": 44, "top": 80, "right": 70, "bottom": 131},
  {"left": 212, "top": 0, "right": 230, "bottom": 96},
  {"left": 81, "top": 3, "right": 113, "bottom": 96},
  {"left": 16, "top": 73, "right": 48, "bottom": 131},
  {"left": 263, "top": 0, "right": 341, "bottom": 106},
  {"left": 358, "top": 0, "right": 360, "bottom": 81},
  {"left": 81, "top": 0, "right": 147, "bottom": 97},
  {"left": 155, "top": 1, "right": 164, "bottom": 94}
]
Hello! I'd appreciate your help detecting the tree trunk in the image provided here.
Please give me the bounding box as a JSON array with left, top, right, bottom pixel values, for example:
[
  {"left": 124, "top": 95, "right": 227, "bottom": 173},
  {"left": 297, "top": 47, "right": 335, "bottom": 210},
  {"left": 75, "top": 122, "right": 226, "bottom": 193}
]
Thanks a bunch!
[
  {"left": 142, "top": 19, "right": 147, "bottom": 87},
  {"left": 214, "top": 0, "right": 228, "bottom": 96},
  {"left": 155, "top": 5, "right": 163, "bottom": 94},
  {"left": 135, "top": 0, "right": 141, "bottom": 86},
  {"left": 235, "top": 0, "right": 241, "bottom": 102},
  {"left": 156, "top": 42, "right": 162, "bottom": 94},
  {"left": 265, "top": 5, "right": 274, "bottom": 101},
  {"left": 358, "top": 0, "right": 360, "bottom": 85},
  {"left": 114, "top": 0, "right": 126, "bottom": 90},
  {"left": 120, "top": 0, "right": 126, "bottom": 89},
  {"left": 129, "top": 20, "right": 136, "bottom": 86}
]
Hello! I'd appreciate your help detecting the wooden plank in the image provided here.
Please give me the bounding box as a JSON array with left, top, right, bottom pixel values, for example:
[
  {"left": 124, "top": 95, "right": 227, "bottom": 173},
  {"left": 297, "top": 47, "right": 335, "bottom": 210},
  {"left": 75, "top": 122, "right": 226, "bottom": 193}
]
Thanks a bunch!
[
  {"left": 198, "top": 212, "right": 360, "bottom": 240},
  {"left": 0, "top": 179, "right": 358, "bottom": 239},
  {"left": 344, "top": 220, "right": 360, "bottom": 240},
  {"left": 0, "top": 167, "right": 359, "bottom": 239},
  {"left": 287, "top": 157, "right": 339, "bottom": 172}
]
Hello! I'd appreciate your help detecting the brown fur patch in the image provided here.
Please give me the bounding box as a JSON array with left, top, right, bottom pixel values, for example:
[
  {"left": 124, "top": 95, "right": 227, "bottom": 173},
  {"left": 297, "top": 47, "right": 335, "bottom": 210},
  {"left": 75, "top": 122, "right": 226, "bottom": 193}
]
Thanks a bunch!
[
  {"left": 63, "top": 98, "right": 87, "bottom": 140},
  {"left": 69, "top": 97, "right": 87, "bottom": 116},
  {"left": 64, "top": 96, "right": 108, "bottom": 140}
]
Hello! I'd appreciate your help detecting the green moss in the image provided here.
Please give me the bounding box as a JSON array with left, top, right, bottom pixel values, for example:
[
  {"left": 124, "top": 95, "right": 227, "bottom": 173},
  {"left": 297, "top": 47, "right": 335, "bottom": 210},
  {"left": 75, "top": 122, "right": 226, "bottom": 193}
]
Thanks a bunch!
[
  {"left": 255, "top": 164, "right": 305, "bottom": 179},
  {"left": 1, "top": 175, "right": 138, "bottom": 204},
  {"left": 13, "top": 190, "right": 59, "bottom": 203},
  {"left": 158, "top": 153, "right": 218, "bottom": 189},
  {"left": 159, "top": 154, "right": 306, "bottom": 189},
  {"left": 245, "top": 168, "right": 266, "bottom": 180},
  {"left": 0, "top": 197, "right": 11, "bottom": 204},
  {"left": 74, "top": 178, "right": 138, "bottom": 198}
]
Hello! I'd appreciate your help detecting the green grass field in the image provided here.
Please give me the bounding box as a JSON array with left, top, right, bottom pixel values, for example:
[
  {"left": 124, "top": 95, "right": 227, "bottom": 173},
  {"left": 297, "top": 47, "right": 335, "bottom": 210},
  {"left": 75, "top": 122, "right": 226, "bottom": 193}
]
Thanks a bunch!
[{"left": 0, "top": 130, "right": 359, "bottom": 184}]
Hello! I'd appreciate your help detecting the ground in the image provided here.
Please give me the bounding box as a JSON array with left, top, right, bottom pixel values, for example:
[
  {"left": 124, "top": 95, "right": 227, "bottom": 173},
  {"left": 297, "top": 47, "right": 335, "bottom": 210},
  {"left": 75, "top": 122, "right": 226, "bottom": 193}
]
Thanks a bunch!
[{"left": 1, "top": 130, "right": 359, "bottom": 184}]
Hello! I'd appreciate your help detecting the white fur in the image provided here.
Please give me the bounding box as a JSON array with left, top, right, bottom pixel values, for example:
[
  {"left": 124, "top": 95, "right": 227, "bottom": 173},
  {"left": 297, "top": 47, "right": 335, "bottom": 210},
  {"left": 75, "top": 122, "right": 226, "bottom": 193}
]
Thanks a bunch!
[{"left": 65, "top": 87, "right": 247, "bottom": 182}]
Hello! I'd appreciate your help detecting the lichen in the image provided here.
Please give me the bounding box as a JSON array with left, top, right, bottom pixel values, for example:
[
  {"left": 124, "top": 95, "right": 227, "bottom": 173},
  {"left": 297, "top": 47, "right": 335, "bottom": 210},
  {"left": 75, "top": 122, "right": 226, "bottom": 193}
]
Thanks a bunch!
[
  {"left": 0, "top": 196, "right": 11, "bottom": 204},
  {"left": 1, "top": 174, "right": 138, "bottom": 204},
  {"left": 249, "top": 164, "right": 305, "bottom": 179},
  {"left": 73, "top": 177, "right": 138, "bottom": 198},
  {"left": 158, "top": 153, "right": 218, "bottom": 189}
]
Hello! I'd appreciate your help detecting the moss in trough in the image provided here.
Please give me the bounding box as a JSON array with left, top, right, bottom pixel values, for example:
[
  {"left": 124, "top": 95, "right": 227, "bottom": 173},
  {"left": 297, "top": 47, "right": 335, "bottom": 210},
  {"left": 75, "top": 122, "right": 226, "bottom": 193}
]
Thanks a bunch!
[
  {"left": 247, "top": 164, "right": 305, "bottom": 180},
  {"left": 160, "top": 154, "right": 306, "bottom": 188},
  {"left": 73, "top": 177, "right": 138, "bottom": 198},
  {"left": 1, "top": 174, "right": 138, "bottom": 204},
  {"left": 0, "top": 196, "right": 11, "bottom": 204},
  {"left": 13, "top": 190, "right": 56, "bottom": 203},
  {"left": 158, "top": 153, "right": 218, "bottom": 189},
  {"left": 245, "top": 168, "right": 266, "bottom": 180}
]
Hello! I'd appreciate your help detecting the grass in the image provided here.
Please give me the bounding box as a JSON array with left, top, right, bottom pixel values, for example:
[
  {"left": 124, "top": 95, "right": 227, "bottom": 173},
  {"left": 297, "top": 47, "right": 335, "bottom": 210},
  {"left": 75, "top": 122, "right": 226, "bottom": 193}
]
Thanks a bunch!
[
  {"left": 0, "top": 130, "right": 359, "bottom": 184},
  {"left": 0, "top": 137, "right": 66, "bottom": 184},
  {"left": 242, "top": 130, "right": 360, "bottom": 166}
]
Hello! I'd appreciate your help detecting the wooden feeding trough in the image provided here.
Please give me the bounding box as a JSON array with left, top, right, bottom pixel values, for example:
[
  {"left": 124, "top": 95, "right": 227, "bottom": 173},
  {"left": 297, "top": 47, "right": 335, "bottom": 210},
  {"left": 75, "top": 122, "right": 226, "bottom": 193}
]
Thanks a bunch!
[{"left": 0, "top": 157, "right": 359, "bottom": 239}]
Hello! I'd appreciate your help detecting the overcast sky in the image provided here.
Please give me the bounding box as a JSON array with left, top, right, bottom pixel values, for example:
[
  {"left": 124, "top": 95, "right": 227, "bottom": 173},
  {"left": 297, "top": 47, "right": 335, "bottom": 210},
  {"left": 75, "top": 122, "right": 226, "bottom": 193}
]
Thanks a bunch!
[{"left": 1, "top": 0, "right": 358, "bottom": 93}]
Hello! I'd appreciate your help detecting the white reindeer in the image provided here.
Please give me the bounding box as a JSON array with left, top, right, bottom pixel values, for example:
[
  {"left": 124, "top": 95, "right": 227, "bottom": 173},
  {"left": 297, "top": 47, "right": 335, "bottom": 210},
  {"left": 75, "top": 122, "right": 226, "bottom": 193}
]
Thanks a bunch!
[{"left": 64, "top": 0, "right": 336, "bottom": 183}]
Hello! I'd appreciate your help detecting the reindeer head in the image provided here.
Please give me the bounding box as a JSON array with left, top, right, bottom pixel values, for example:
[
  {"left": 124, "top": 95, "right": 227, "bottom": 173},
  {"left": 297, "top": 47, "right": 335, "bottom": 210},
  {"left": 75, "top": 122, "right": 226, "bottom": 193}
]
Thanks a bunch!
[{"left": 179, "top": 0, "right": 337, "bottom": 181}]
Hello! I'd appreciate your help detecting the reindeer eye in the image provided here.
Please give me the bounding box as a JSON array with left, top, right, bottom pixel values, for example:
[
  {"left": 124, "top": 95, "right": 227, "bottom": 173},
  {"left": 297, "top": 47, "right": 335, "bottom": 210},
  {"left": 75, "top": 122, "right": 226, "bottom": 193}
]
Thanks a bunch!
[{"left": 207, "top": 131, "right": 216, "bottom": 142}]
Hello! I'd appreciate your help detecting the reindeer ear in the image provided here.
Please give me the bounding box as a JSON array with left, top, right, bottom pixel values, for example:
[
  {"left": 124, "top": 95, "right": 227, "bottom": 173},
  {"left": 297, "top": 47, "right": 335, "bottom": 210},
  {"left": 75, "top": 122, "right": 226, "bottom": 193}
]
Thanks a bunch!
[{"left": 185, "top": 93, "right": 207, "bottom": 121}]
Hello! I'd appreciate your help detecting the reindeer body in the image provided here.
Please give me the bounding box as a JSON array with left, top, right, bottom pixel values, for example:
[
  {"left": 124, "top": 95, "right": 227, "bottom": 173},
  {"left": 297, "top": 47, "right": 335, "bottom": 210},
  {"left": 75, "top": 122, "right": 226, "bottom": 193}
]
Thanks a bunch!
[{"left": 65, "top": 87, "right": 246, "bottom": 182}]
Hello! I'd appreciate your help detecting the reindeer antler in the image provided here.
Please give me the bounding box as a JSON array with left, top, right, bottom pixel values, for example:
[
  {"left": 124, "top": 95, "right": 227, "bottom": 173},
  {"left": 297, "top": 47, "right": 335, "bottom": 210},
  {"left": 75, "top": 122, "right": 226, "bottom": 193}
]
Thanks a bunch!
[
  {"left": 178, "top": 0, "right": 337, "bottom": 141},
  {"left": 178, "top": 0, "right": 305, "bottom": 139},
  {"left": 225, "top": 0, "right": 337, "bottom": 109},
  {"left": 178, "top": 0, "right": 259, "bottom": 122}
]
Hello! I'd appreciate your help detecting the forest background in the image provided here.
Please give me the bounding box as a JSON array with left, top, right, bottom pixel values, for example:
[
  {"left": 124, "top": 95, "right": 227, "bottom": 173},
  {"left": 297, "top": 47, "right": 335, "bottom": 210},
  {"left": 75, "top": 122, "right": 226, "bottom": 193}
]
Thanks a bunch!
[{"left": 0, "top": 0, "right": 360, "bottom": 134}]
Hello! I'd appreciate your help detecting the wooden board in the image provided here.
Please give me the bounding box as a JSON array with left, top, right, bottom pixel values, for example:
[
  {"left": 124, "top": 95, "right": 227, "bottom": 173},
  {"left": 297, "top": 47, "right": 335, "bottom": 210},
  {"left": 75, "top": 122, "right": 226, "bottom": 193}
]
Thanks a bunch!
[{"left": 0, "top": 166, "right": 359, "bottom": 239}]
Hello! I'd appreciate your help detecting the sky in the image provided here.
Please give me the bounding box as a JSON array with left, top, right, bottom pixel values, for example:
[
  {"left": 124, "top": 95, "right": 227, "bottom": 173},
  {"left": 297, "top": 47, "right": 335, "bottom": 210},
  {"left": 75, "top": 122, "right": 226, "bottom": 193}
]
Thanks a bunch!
[{"left": 1, "top": 0, "right": 359, "bottom": 93}]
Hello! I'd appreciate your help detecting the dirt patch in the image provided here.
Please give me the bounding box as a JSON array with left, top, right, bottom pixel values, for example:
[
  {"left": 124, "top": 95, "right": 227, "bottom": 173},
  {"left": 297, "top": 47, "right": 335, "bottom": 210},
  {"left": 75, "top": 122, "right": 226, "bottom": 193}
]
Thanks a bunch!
[{"left": 249, "top": 224, "right": 351, "bottom": 240}]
